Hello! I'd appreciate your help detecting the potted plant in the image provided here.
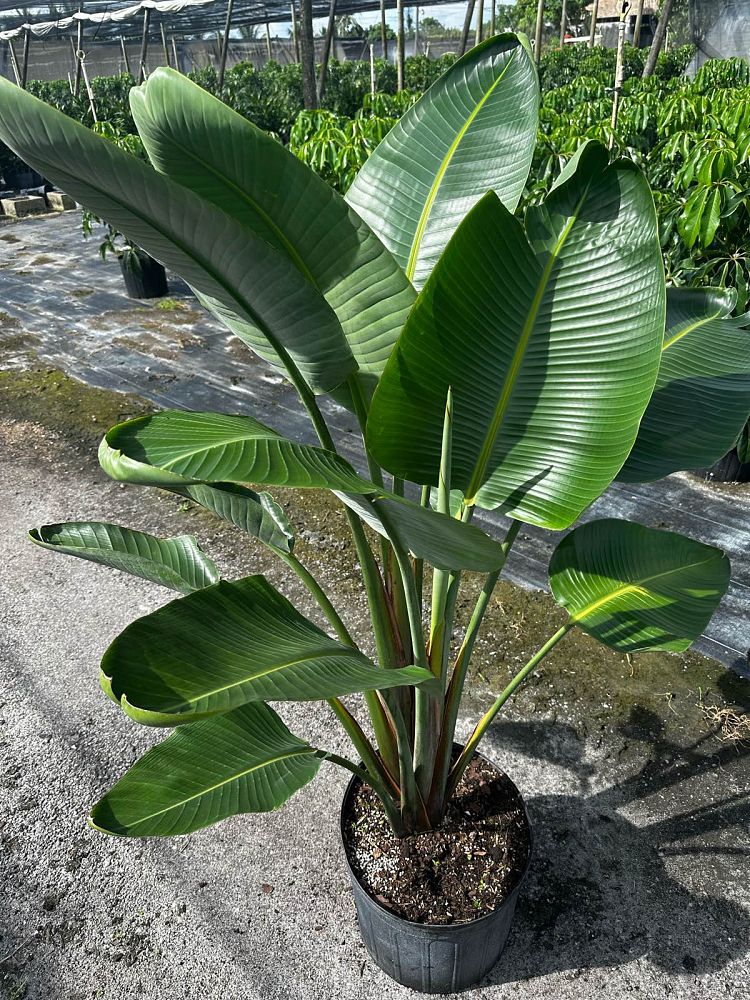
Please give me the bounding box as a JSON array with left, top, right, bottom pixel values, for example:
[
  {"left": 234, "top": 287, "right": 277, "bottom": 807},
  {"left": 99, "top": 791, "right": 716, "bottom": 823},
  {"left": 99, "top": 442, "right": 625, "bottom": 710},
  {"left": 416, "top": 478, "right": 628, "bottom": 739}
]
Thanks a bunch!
[
  {"left": 0, "top": 138, "right": 43, "bottom": 190},
  {"left": 1, "top": 37, "right": 747, "bottom": 993},
  {"left": 81, "top": 122, "right": 168, "bottom": 299}
]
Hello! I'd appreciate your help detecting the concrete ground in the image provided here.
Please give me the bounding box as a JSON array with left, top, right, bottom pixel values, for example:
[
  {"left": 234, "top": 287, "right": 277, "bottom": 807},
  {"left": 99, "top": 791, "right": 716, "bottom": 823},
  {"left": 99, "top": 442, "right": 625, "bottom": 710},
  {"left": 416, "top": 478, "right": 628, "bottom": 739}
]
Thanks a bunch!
[
  {"left": 1, "top": 371, "right": 749, "bottom": 1000},
  {"left": 1, "top": 214, "right": 749, "bottom": 999}
]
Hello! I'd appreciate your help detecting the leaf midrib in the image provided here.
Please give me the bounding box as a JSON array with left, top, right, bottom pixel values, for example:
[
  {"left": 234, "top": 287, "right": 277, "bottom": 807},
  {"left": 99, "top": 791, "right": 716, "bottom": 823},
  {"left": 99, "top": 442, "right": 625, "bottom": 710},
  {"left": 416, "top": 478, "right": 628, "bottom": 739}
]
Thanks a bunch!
[
  {"left": 569, "top": 554, "right": 721, "bottom": 623},
  {"left": 121, "top": 645, "right": 367, "bottom": 714},
  {"left": 404, "top": 52, "right": 516, "bottom": 281},
  {"left": 662, "top": 307, "right": 725, "bottom": 351},
  {"left": 95, "top": 747, "right": 315, "bottom": 831},
  {"left": 464, "top": 201, "right": 584, "bottom": 504},
  {"left": 139, "top": 112, "right": 318, "bottom": 287}
]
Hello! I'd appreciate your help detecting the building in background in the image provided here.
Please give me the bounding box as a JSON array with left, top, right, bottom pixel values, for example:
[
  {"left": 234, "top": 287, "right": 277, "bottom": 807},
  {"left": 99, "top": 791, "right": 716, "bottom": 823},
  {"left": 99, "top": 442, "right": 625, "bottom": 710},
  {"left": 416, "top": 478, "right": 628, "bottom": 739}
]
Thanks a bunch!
[{"left": 586, "top": 1, "right": 656, "bottom": 47}]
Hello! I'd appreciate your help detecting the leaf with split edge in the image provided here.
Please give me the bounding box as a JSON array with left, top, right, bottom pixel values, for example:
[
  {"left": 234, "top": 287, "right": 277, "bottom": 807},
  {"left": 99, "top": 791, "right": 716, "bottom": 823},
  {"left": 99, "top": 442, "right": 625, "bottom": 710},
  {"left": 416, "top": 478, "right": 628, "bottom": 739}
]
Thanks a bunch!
[
  {"left": 98, "top": 410, "right": 374, "bottom": 494},
  {"left": 335, "top": 492, "right": 507, "bottom": 572},
  {"left": 367, "top": 142, "right": 665, "bottom": 530},
  {"left": 0, "top": 77, "right": 355, "bottom": 396},
  {"left": 619, "top": 286, "right": 750, "bottom": 482},
  {"left": 29, "top": 521, "right": 219, "bottom": 594},
  {"left": 171, "top": 482, "right": 295, "bottom": 554},
  {"left": 549, "top": 519, "right": 730, "bottom": 653},
  {"left": 101, "top": 575, "right": 435, "bottom": 726},
  {"left": 89, "top": 702, "right": 320, "bottom": 837},
  {"left": 131, "top": 68, "right": 415, "bottom": 382},
  {"left": 347, "top": 34, "right": 539, "bottom": 289}
]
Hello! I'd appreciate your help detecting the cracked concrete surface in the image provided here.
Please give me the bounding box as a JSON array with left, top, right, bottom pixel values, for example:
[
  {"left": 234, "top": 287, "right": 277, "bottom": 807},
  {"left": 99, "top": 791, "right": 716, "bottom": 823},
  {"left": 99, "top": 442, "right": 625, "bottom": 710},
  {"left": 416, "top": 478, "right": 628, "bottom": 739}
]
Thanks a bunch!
[
  {"left": 1, "top": 402, "right": 748, "bottom": 1000},
  {"left": 1, "top": 212, "right": 749, "bottom": 999}
]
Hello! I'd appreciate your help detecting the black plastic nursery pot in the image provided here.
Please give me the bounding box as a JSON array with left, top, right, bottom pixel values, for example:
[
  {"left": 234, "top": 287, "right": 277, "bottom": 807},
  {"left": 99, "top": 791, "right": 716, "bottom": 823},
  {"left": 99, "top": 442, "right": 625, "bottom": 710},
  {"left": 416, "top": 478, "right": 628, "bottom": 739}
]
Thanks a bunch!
[
  {"left": 119, "top": 249, "right": 168, "bottom": 299},
  {"left": 340, "top": 753, "right": 532, "bottom": 994},
  {"left": 4, "top": 166, "right": 44, "bottom": 190}
]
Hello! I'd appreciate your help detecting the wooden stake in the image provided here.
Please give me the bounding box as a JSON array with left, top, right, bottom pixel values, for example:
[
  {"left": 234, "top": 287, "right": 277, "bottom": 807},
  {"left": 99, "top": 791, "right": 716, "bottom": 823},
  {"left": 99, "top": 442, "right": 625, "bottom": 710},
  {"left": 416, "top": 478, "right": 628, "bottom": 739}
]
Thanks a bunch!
[
  {"left": 534, "top": 0, "right": 544, "bottom": 64},
  {"left": 559, "top": 0, "right": 567, "bottom": 45},
  {"left": 611, "top": 4, "right": 627, "bottom": 138},
  {"left": 8, "top": 39, "right": 20, "bottom": 86},
  {"left": 396, "top": 0, "right": 404, "bottom": 90},
  {"left": 318, "top": 0, "right": 337, "bottom": 101},
  {"left": 20, "top": 27, "right": 30, "bottom": 89},
  {"left": 171, "top": 37, "right": 179, "bottom": 70},
  {"left": 370, "top": 42, "right": 376, "bottom": 95},
  {"left": 265, "top": 21, "right": 272, "bottom": 61},
  {"left": 589, "top": 0, "right": 599, "bottom": 47},
  {"left": 80, "top": 53, "right": 97, "bottom": 122},
  {"left": 73, "top": 15, "right": 83, "bottom": 96},
  {"left": 120, "top": 36, "right": 131, "bottom": 75},
  {"left": 217, "top": 0, "right": 235, "bottom": 90},
  {"left": 138, "top": 8, "right": 151, "bottom": 83},
  {"left": 414, "top": 4, "right": 419, "bottom": 56},
  {"left": 290, "top": 4, "right": 300, "bottom": 63},
  {"left": 160, "top": 22, "right": 171, "bottom": 67},
  {"left": 458, "top": 0, "right": 475, "bottom": 57},
  {"left": 633, "top": 0, "right": 645, "bottom": 46},
  {"left": 380, "top": 0, "right": 388, "bottom": 60},
  {"left": 475, "top": 0, "right": 484, "bottom": 47}
]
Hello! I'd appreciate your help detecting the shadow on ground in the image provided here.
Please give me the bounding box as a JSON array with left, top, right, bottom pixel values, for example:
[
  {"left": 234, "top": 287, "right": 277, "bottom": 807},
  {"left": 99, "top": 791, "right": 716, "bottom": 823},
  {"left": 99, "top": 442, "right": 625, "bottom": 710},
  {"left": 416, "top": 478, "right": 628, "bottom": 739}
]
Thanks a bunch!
[{"left": 484, "top": 709, "right": 750, "bottom": 987}]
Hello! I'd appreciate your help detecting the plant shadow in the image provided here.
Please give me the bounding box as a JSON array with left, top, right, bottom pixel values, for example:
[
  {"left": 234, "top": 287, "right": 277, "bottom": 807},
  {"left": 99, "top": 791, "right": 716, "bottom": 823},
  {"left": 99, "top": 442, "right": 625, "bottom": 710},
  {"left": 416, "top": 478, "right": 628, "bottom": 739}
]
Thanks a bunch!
[{"left": 480, "top": 711, "right": 750, "bottom": 986}]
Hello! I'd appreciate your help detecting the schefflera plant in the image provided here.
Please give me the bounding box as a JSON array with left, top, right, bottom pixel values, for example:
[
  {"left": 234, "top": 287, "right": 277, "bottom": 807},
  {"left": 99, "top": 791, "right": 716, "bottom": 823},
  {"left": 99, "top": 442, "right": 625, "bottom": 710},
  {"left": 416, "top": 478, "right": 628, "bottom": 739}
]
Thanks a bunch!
[{"left": 3, "top": 34, "right": 747, "bottom": 840}]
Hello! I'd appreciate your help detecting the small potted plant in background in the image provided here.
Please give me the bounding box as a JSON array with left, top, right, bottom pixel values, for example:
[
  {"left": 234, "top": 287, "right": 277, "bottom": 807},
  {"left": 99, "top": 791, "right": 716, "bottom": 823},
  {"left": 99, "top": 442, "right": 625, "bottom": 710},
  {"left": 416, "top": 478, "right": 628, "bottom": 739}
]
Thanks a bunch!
[
  {"left": 0, "top": 138, "right": 44, "bottom": 191},
  {"left": 81, "top": 122, "right": 168, "bottom": 299},
  {"left": 1, "top": 36, "right": 748, "bottom": 994}
]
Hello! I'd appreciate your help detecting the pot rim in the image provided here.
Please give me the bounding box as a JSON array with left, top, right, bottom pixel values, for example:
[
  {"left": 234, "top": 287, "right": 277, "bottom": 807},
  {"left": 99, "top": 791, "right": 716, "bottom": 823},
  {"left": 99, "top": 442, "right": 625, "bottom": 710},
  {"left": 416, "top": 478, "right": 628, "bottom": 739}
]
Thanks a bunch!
[{"left": 339, "top": 743, "right": 534, "bottom": 931}]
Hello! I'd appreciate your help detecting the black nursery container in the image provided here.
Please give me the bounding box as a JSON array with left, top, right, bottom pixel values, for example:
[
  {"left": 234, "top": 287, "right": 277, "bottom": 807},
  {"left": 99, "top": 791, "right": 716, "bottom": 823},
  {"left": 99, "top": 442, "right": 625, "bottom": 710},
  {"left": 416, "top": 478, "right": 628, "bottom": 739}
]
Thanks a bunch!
[
  {"left": 340, "top": 758, "right": 532, "bottom": 994},
  {"left": 119, "top": 249, "right": 168, "bottom": 299}
]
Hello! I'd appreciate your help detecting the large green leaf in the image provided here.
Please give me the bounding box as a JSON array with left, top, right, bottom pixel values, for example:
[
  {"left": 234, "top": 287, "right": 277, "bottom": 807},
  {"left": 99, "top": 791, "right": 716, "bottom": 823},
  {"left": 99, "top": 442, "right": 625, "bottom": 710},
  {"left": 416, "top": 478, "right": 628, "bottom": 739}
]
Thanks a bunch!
[
  {"left": 90, "top": 702, "right": 320, "bottom": 836},
  {"left": 171, "top": 483, "right": 295, "bottom": 553},
  {"left": 102, "top": 575, "right": 434, "bottom": 725},
  {"left": 0, "top": 78, "right": 355, "bottom": 395},
  {"left": 29, "top": 521, "right": 219, "bottom": 594},
  {"left": 367, "top": 143, "right": 665, "bottom": 530},
  {"left": 346, "top": 33, "right": 539, "bottom": 288},
  {"left": 335, "top": 493, "right": 507, "bottom": 572},
  {"left": 549, "top": 518, "right": 730, "bottom": 653},
  {"left": 99, "top": 411, "right": 374, "bottom": 493},
  {"left": 619, "top": 287, "right": 750, "bottom": 482},
  {"left": 131, "top": 68, "right": 415, "bottom": 381},
  {"left": 100, "top": 411, "right": 508, "bottom": 570}
]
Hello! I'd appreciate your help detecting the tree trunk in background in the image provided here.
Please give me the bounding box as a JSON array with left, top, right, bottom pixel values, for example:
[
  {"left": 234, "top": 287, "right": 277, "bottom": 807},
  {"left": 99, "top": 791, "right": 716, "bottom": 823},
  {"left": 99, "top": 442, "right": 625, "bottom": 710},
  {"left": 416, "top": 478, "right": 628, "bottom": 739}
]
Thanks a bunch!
[
  {"left": 380, "top": 0, "right": 388, "bottom": 60},
  {"left": 559, "top": 0, "right": 568, "bottom": 45},
  {"left": 475, "top": 0, "right": 485, "bottom": 46},
  {"left": 643, "top": 0, "right": 675, "bottom": 77},
  {"left": 298, "top": 0, "right": 317, "bottom": 108},
  {"left": 534, "top": 0, "right": 544, "bottom": 64},
  {"left": 458, "top": 0, "right": 475, "bottom": 57},
  {"left": 317, "top": 0, "right": 336, "bottom": 102},
  {"left": 633, "top": 0, "right": 646, "bottom": 46}
]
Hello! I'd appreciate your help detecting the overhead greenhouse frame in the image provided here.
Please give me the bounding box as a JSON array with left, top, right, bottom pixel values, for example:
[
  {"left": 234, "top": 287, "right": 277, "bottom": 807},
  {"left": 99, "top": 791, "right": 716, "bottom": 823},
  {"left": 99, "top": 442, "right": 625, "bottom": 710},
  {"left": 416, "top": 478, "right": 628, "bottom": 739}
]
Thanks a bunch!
[{"left": 0, "top": 0, "right": 467, "bottom": 102}]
